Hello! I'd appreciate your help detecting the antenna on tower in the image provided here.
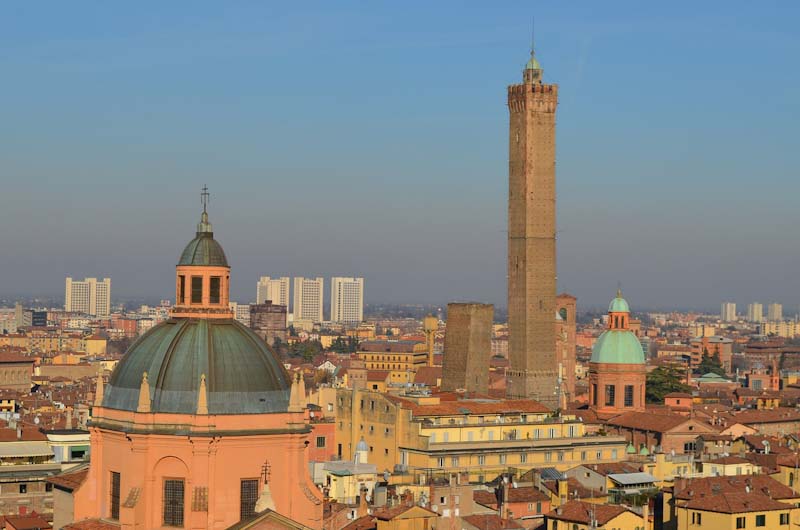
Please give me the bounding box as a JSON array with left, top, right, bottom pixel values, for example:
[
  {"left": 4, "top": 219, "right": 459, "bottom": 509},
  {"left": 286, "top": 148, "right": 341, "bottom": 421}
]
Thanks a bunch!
[{"left": 530, "top": 16, "right": 536, "bottom": 57}]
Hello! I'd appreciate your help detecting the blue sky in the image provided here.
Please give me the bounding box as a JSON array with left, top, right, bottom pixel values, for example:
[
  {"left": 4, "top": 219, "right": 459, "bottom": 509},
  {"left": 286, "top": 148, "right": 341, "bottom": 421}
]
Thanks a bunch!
[{"left": 1, "top": 2, "right": 798, "bottom": 311}]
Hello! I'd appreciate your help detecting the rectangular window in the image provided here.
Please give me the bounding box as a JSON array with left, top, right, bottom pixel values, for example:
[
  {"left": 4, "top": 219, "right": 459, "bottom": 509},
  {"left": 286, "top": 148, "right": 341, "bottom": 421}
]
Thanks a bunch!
[
  {"left": 756, "top": 514, "right": 766, "bottom": 527},
  {"left": 624, "top": 385, "right": 634, "bottom": 407},
  {"left": 545, "top": 452, "right": 552, "bottom": 462},
  {"left": 781, "top": 513, "right": 789, "bottom": 525},
  {"left": 520, "top": 453, "right": 527, "bottom": 464},
  {"left": 499, "top": 454, "right": 507, "bottom": 464},
  {"left": 451, "top": 457, "right": 459, "bottom": 467},
  {"left": 110, "top": 472, "right": 121, "bottom": 520},
  {"left": 316, "top": 436, "right": 326, "bottom": 448},
  {"left": 179, "top": 275, "right": 186, "bottom": 304},
  {"left": 736, "top": 516, "right": 746, "bottom": 529},
  {"left": 191, "top": 277, "right": 202, "bottom": 304},
  {"left": 163, "top": 479, "right": 185, "bottom": 527},
  {"left": 209, "top": 277, "right": 221, "bottom": 304},
  {"left": 592, "top": 383, "right": 598, "bottom": 405},
  {"left": 19, "top": 484, "right": 26, "bottom": 494},
  {"left": 478, "top": 455, "right": 485, "bottom": 465},
  {"left": 605, "top": 384, "right": 616, "bottom": 406},
  {"left": 240, "top": 479, "right": 259, "bottom": 520},
  {"left": 437, "top": 457, "right": 445, "bottom": 467}
]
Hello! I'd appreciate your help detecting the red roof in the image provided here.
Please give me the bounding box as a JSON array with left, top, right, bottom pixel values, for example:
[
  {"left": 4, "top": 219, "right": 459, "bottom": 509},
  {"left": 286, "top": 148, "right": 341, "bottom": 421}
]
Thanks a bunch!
[
  {"left": 460, "top": 514, "right": 523, "bottom": 530},
  {"left": 48, "top": 467, "right": 89, "bottom": 491},
  {"left": 62, "top": 520, "right": 120, "bottom": 530},
  {"left": 546, "top": 500, "right": 633, "bottom": 525},
  {"left": 5, "top": 514, "right": 52, "bottom": 530}
]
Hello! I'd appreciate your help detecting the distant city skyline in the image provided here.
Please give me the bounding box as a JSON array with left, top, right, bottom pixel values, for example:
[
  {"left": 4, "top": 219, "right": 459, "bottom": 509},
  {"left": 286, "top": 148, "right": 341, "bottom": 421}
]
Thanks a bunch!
[{"left": 1, "top": 2, "right": 799, "bottom": 309}]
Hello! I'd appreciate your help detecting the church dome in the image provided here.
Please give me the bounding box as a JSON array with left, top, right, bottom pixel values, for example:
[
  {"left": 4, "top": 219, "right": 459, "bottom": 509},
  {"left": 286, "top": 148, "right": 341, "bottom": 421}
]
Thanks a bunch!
[
  {"left": 590, "top": 330, "right": 645, "bottom": 364},
  {"left": 178, "top": 232, "right": 228, "bottom": 267},
  {"left": 608, "top": 294, "right": 630, "bottom": 313},
  {"left": 103, "top": 315, "right": 290, "bottom": 414}
]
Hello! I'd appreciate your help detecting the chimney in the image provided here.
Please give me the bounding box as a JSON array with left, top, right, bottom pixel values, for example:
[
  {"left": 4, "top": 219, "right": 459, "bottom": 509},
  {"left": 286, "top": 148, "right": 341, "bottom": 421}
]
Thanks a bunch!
[
  {"left": 642, "top": 499, "right": 650, "bottom": 530},
  {"left": 357, "top": 487, "right": 369, "bottom": 517}
]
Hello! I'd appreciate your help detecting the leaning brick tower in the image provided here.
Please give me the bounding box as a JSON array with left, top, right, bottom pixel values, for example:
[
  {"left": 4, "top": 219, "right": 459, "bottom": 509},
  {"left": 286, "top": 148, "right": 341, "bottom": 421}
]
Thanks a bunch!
[{"left": 506, "top": 45, "right": 559, "bottom": 408}]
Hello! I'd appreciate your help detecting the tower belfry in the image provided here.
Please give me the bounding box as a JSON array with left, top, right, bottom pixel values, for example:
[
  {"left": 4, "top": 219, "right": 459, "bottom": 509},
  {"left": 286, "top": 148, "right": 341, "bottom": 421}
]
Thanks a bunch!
[{"left": 506, "top": 40, "right": 559, "bottom": 408}]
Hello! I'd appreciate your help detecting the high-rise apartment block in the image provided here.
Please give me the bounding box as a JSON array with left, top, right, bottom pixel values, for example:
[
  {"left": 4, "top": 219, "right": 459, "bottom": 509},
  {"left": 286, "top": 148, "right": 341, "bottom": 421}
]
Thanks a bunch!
[
  {"left": 506, "top": 46, "right": 559, "bottom": 408},
  {"left": 768, "top": 303, "right": 783, "bottom": 322},
  {"left": 293, "top": 277, "right": 324, "bottom": 322},
  {"left": 330, "top": 277, "right": 364, "bottom": 324},
  {"left": 720, "top": 302, "right": 737, "bottom": 322},
  {"left": 65, "top": 277, "right": 111, "bottom": 317},
  {"left": 256, "top": 276, "right": 290, "bottom": 306},
  {"left": 747, "top": 303, "right": 764, "bottom": 323},
  {"left": 442, "top": 303, "right": 493, "bottom": 394}
]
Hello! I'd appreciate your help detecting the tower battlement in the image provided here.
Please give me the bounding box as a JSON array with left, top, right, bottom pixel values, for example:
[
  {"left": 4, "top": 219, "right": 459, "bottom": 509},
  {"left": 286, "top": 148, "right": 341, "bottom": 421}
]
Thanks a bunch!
[{"left": 508, "top": 83, "right": 559, "bottom": 113}]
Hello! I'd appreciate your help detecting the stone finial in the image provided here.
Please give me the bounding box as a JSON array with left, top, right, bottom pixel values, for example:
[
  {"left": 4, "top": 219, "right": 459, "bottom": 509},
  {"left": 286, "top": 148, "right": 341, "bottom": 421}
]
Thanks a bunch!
[
  {"left": 93, "top": 368, "right": 105, "bottom": 407},
  {"left": 297, "top": 372, "right": 307, "bottom": 409},
  {"left": 254, "top": 481, "right": 276, "bottom": 513},
  {"left": 136, "top": 372, "right": 151, "bottom": 413},
  {"left": 288, "top": 371, "right": 303, "bottom": 413},
  {"left": 197, "top": 373, "right": 208, "bottom": 415}
]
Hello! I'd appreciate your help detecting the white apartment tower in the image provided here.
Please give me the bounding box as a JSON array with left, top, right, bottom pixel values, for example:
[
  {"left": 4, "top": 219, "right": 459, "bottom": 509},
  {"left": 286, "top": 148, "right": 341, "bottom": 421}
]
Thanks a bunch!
[
  {"left": 768, "top": 303, "right": 783, "bottom": 322},
  {"left": 720, "top": 302, "right": 736, "bottom": 322},
  {"left": 293, "top": 277, "right": 324, "bottom": 323},
  {"left": 747, "top": 303, "right": 764, "bottom": 323},
  {"left": 256, "top": 276, "right": 290, "bottom": 306},
  {"left": 65, "top": 277, "right": 111, "bottom": 317},
  {"left": 330, "top": 277, "right": 364, "bottom": 324}
]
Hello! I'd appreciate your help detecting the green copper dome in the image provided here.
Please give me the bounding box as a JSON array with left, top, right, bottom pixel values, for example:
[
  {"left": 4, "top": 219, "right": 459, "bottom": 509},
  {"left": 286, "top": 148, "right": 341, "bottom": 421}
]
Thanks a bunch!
[
  {"left": 525, "top": 55, "right": 541, "bottom": 71},
  {"left": 178, "top": 232, "right": 228, "bottom": 267},
  {"left": 609, "top": 295, "right": 630, "bottom": 313},
  {"left": 103, "top": 319, "right": 290, "bottom": 414},
  {"left": 590, "top": 330, "right": 645, "bottom": 365}
]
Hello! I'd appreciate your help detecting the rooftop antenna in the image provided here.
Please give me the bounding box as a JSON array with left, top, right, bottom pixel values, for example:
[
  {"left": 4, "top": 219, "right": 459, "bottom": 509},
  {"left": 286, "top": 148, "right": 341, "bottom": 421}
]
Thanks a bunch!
[{"left": 530, "top": 16, "right": 536, "bottom": 57}]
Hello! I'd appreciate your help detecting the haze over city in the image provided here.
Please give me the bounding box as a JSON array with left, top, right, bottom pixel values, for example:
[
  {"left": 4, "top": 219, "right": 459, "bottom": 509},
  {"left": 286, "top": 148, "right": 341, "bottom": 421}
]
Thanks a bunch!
[{"left": 2, "top": 1, "right": 798, "bottom": 311}]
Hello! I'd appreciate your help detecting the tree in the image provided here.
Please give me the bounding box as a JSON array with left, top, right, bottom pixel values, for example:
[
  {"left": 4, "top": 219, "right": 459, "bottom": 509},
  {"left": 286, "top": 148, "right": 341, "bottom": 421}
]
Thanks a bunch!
[
  {"left": 646, "top": 365, "right": 691, "bottom": 404},
  {"left": 698, "top": 349, "right": 725, "bottom": 377}
]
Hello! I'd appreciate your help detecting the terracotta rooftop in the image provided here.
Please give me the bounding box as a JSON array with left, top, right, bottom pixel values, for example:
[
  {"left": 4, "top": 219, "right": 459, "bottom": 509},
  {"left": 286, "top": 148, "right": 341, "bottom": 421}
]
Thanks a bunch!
[
  {"left": 62, "top": 520, "right": 120, "bottom": 530},
  {"left": 674, "top": 475, "right": 796, "bottom": 502},
  {"left": 684, "top": 492, "right": 790, "bottom": 514},
  {"left": 5, "top": 513, "right": 52, "bottom": 530},
  {"left": 605, "top": 411, "right": 698, "bottom": 433},
  {"left": 460, "top": 514, "right": 523, "bottom": 530},
  {"left": 546, "top": 500, "right": 632, "bottom": 525},
  {"left": 48, "top": 466, "right": 89, "bottom": 491},
  {"left": 708, "top": 456, "right": 751, "bottom": 466}
]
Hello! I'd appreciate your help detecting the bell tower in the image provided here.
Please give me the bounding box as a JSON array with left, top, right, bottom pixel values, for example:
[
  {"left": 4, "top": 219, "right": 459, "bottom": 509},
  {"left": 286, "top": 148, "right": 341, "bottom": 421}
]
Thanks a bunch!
[{"left": 506, "top": 43, "right": 560, "bottom": 408}]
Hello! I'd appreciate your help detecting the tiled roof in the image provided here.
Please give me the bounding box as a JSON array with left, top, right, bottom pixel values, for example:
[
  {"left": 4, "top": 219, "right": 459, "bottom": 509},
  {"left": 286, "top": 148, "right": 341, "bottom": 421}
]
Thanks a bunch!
[
  {"left": 48, "top": 466, "right": 89, "bottom": 491},
  {"left": 684, "top": 492, "right": 790, "bottom": 513},
  {"left": 5, "top": 513, "right": 52, "bottom": 530},
  {"left": 546, "top": 500, "right": 632, "bottom": 525},
  {"left": 605, "top": 411, "right": 695, "bottom": 432},
  {"left": 674, "top": 476, "right": 796, "bottom": 502},
  {"left": 62, "top": 520, "right": 120, "bottom": 530},
  {"left": 372, "top": 505, "right": 437, "bottom": 521},
  {"left": 708, "top": 456, "right": 751, "bottom": 465},
  {"left": 460, "top": 514, "right": 524, "bottom": 530}
]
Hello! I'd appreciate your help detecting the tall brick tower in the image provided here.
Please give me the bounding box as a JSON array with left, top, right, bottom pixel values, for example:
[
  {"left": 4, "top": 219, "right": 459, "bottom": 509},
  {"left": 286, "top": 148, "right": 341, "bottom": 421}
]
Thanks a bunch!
[{"left": 506, "top": 45, "right": 559, "bottom": 408}]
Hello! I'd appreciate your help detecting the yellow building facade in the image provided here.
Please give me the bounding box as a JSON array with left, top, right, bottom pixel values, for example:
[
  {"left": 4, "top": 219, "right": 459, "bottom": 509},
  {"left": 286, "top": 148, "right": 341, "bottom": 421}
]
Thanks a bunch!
[{"left": 336, "top": 389, "right": 627, "bottom": 482}]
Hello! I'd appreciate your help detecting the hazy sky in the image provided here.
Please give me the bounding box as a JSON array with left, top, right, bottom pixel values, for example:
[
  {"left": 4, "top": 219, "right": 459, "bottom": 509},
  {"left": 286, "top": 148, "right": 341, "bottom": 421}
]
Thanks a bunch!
[{"left": 1, "top": 2, "right": 798, "bottom": 312}]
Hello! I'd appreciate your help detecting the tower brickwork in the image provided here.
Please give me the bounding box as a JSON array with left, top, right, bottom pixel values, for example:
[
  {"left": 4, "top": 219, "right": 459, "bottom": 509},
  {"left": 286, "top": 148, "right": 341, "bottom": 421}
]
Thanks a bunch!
[
  {"left": 506, "top": 50, "right": 559, "bottom": 408},
  {"left": 442, "top": 303, "right": 493, "bottom": 394}
]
